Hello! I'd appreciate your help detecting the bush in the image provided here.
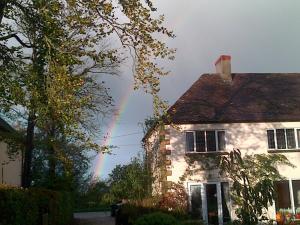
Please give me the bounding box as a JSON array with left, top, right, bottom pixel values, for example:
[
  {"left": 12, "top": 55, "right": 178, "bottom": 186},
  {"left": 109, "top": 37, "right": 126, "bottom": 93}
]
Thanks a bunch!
[
  {"left": 158, "top": 183, "right": 188, "bottom": 213},
  {"left": 133, "top": 212, "right": 182, "bottom": 225},
  {"left": 0, "top": 185, "right": 73, "bottom": 225},
  {"left": 116, "top": 202, "right": 190, "bottom": 225}
]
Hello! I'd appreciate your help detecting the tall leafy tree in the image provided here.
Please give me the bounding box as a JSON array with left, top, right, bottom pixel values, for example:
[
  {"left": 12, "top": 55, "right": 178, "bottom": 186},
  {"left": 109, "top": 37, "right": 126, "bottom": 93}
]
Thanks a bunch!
[{"left": 0, "top": 0, "right": 174, "bottom": 188}]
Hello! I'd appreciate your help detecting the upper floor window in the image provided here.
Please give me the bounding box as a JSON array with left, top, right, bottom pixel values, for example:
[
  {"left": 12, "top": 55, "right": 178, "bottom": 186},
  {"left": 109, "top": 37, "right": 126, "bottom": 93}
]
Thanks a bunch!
[
  {"left": 186, "top": 130, "right": 226, "bottom": 152},
  {"left": 267, "top": 128, "right": 300, "bottom": 150}
]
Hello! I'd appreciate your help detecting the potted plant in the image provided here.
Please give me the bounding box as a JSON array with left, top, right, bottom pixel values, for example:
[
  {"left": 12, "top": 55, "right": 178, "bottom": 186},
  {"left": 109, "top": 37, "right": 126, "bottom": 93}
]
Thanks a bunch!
[
  {"left": 295, "top": 209, "right": 300, "bottom": 220},
  {"left": 276, "top": 211, "right": 285, "bottom": 225}
]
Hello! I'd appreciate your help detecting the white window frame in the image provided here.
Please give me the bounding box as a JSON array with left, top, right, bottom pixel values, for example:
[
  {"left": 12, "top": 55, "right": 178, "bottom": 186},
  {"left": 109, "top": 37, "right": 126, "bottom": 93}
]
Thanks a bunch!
[
  {"left": 267, "top": 128, "right": 300, "bottom": 150},
  {"left": 185, "top": 130, "right": 226, "bottom": 153},
  {"left": 188, "top": 182, "right": 231, "bottom": 225},
  {"left": 275, "top": 178, "right": 300, "bottom": 215}
]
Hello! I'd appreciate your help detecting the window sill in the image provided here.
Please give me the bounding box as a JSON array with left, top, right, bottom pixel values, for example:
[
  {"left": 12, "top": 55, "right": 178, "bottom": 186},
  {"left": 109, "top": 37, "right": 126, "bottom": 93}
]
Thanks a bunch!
[
  {"left": 185, "top": 151, "right": 228, "bottom": 155},
  {"left": 268, "top": 149, "right": 300, "bottom": 153}
]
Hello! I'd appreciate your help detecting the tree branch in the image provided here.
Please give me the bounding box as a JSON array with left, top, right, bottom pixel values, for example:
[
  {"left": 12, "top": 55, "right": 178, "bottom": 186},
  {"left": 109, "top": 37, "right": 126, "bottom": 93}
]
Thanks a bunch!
[{"left": 0, "top": 33, "right": 32, "bottom": 48}]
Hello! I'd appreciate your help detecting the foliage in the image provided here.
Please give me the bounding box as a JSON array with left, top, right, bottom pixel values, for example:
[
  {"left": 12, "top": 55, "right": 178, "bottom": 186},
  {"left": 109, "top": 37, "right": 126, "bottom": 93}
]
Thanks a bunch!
[
  {"left": 219, "top": 149, "right": 294, "bottom": 225},
  {"left": 0, "top": 184, "right": 73, "bottom": 225},
  {"left": 140, "top": 116, "right": 160, "bottom": 135},
  {"left": 75, "top": 178, "right": 110, "bottom": 210},
  {"left": 133, "top": 212, "right": 182, "bottom": 225},
  {"left": 158, "top": 182, "right": 188, "bottom": 213},
  {"left": 0, "top": 0, "right": 174, "bottom": 188},
  {"left": 116, "top": 202, "right": 190, "bottom": 225},
  {"left": 179, "top": 154, "right": 221, "bottom": 183},
  {"left": 30, "top": 140, "right": 92, "bottom": 191},
  {"left": 105, "top": 156, "right": 152, "bottom": 203}
]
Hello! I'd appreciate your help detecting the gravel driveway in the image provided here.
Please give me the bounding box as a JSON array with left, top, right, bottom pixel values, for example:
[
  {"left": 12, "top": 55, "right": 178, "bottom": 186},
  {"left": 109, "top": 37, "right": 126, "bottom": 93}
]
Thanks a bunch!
[{"left": 73, "top": 212, "right": 115, "bottom": 225}]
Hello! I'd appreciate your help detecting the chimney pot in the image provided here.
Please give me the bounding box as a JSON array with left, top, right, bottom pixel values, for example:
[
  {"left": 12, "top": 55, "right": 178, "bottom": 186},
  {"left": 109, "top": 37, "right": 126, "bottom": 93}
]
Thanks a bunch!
[{"left": 215, "top": 55, "right": 232, "bottom": 81}]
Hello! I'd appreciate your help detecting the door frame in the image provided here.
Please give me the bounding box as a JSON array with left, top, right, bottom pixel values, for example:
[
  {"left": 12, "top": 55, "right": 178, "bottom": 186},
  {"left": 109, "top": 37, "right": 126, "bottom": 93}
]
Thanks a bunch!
[{"left": 188, "top": 182, "right": 230, "bottom": 225}]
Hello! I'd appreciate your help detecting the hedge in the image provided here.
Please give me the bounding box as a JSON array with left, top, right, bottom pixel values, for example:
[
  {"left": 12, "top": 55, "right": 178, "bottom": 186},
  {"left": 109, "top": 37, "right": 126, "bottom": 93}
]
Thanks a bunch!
[
  {"left": 0, "top": 185, "right": 73, "bottom": 225},
  {"left": 116, "top": 203, "right": 198, "bottom": 225},
  {"left": 133, "top": 212, "right": 182, "bottom": 225}
]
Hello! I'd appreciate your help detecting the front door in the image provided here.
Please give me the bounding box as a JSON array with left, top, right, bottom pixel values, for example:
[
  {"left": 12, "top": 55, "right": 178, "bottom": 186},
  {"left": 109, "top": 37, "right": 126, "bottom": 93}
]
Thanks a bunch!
[{"left": 189, "top": 182, "right": 231, "bottom": 225}]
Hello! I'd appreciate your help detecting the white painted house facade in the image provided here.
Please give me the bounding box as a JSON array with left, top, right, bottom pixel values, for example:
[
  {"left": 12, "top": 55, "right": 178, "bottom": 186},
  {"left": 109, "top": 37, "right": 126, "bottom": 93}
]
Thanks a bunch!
[
  {"left": 144, "top": 56, "right": 300, "bottom": 225},
  {"left": 0, "top": 117, "right": 22, "bottom": 186}
]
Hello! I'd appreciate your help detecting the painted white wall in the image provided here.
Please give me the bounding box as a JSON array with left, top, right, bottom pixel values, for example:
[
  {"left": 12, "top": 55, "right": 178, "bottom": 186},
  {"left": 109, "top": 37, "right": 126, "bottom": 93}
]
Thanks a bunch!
[
  {"left": 165, "top": 122, "right": 300, "bottom": 220},
  {"left": 145, "top": 128, "right": 163, "bottom": 195},
  {"left": 0, "top": 141, "right": 22, "bottom": 186}
]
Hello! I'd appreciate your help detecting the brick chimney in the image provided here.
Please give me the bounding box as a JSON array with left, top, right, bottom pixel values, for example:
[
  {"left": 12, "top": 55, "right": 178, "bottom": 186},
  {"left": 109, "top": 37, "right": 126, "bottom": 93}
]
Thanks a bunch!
[{"left": 215, "top": 55, "right": 232, "bottom": 81}]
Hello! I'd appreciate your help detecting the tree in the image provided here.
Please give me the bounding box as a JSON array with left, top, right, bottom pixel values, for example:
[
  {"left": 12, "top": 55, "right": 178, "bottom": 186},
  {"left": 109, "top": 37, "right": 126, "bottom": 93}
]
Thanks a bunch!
[
  {"left": 75, "top": 178, "right": 110, "bottom": 209},
  {"left": 219, "top": 149, "right": 294, "bottom": 225},
  {"left": 0, "top": 0, "right": 174, "bottom": 188},
  {"left": 106, "top": 157, "right": 151, "bottom": 202},
  {"left": 140, "top": 116, "right": 159, "bottom": 135}
]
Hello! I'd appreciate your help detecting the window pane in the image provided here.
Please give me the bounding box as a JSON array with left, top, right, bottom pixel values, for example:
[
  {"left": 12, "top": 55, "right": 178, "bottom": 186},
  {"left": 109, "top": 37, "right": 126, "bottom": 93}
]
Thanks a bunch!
[
  {"left": 221, "top": 182, "right": 231, "bottom": 223},
  {"left": 276, "top": 129, "right": 286, "bottom": 149},
  {"left": 292, "top": 180, "right": 300, "bottom": 210},
  {"left": 267, "top": 130, "right": 275, "bottom": 149},
  {"left": 206, "top": 131, "right": 216, "bottom": 152},
  {"left": 297, "top": 129, "right": 300, "bottom": 148},
  {"left": 286, "top": 129, "right": 296, "bottom": 149},
  {"left": 186, "top": 132, "right": 195, "bottom": 152},
  {"left": 196, "top": 131, "right": 205, "bottom": 152},
  {"left": 190, "top": 185, "right": 203, "bottom": 219},
  {"left": 206, "top": 184, "right": 218, "bottom": 225},
  {"left": 218, "top": 131, "right": 226, "bottom": 151},
  {"left": 274, "top": 181, "right": 291, "bottom": 211}
]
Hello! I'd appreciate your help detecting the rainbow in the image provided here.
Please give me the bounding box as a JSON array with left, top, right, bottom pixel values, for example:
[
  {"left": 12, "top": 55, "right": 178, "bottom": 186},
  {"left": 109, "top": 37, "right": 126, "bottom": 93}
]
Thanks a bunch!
[
  {"left": 93, "top": 8, "right": 181, "bottom": 179},
  {"left": 93, "top": 85, "right": 133, "bottom": 179}
]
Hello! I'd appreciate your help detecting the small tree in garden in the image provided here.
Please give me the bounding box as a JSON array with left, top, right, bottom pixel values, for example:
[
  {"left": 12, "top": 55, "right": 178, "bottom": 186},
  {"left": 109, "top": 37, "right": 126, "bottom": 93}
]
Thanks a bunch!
[
  {"left": 219, "top": 149, "right": 293, "bottom": 225},
  {"left": 158, "top": 182, "right": 188, "bottom": 213}
]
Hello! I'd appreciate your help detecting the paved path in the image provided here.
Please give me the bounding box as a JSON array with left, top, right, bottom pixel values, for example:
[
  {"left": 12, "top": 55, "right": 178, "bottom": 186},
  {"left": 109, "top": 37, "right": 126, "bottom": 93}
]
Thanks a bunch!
[{"left": 73, "top": 212, "right": 115, "bottom": 225}]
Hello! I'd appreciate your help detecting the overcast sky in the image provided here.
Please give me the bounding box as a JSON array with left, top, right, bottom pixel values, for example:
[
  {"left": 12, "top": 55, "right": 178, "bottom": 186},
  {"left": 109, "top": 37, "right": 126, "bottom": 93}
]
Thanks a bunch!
[{"left": 93, "top": 0, "right": 300, "bottom": 179}]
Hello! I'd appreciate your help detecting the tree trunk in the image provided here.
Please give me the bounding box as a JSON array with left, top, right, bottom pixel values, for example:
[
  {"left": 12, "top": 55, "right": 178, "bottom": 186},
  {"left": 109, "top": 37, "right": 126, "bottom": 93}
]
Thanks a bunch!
[
  {"left": 22, "top": 112, "right": 35, "bottom": 188},
  {"left": 0, "top": 1, "right": 7, "bottom": 24},
  {"left": 48, "top": 125, "right": 56, "bottom": 189}
]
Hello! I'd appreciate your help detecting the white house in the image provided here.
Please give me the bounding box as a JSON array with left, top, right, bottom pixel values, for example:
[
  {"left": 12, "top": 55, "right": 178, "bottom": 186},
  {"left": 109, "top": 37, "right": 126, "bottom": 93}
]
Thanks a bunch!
[
  {"left": 143, "top": 55, "right": 300, "bottom": 225},
  {"left": 0, "top": 117, "right": 22, "bottom": 186}
]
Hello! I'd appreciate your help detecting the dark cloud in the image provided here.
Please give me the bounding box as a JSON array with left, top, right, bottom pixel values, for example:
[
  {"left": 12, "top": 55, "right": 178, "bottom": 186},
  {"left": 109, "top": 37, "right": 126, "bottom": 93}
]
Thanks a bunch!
[{"left": 94, "top": 0, "right": 300, "bottom": 178}]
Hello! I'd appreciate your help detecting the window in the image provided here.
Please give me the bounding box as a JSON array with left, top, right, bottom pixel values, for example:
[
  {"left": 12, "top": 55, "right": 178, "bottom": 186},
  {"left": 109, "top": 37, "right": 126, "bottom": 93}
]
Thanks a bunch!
[
  {"left": 186, "top": 132, "right": 195, "bottom": 152},
  {"left": 292, "top": 180, "right": 300, "bottom": 210},
  {"left": 190, "top": 185, "right": 203, "bottom": 219},
  {"left": 274, "top": 181, "right": 291, "bottom": 210},
  {"left": 189, "top": 182, "right": 231, "bottom": 224},
  {"left": 196, "top": 131, "right": 205, "bottom": 152},
  {"left": 275, "top": 179, "right": 300, "bottom": 215},
  {"left": 186, "top": 130, "right": 226, "bottom": 152},
  {"left": 267, "top": 130, "right": 275, "bottom": 149},
  {"left": 267, "top": 128, "right": 300, "bottom": 150}
]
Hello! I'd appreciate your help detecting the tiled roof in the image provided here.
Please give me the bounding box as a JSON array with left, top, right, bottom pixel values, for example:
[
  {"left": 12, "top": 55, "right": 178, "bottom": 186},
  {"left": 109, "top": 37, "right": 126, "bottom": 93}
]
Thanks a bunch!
[{"left": 167, "top": 73, "right": 300, "bottom": 124}]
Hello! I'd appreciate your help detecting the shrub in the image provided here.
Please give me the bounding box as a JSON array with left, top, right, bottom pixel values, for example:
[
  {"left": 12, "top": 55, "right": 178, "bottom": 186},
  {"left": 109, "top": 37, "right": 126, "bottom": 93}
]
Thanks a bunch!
[
  {"left": 0, "top": 185, "right": 73, "bottom": 225},
  {"left": 158, "top": 182, "right": 188, "bottom": 213},
  {"left": 133, "top": 212, "right": 182, "bottom": 225},
  {"left": 116, "top": 202, "right": 190, "bottom": 225}
]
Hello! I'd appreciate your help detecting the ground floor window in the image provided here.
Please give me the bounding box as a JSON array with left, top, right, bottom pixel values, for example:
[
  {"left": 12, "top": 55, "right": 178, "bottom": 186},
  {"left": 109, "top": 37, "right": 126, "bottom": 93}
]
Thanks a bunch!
[
  {"left": 189, "top": 182, "right": 231, "bottom": 225},
  {"left": 275, "top": 179, "right": 300, "bottom": 219}
]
